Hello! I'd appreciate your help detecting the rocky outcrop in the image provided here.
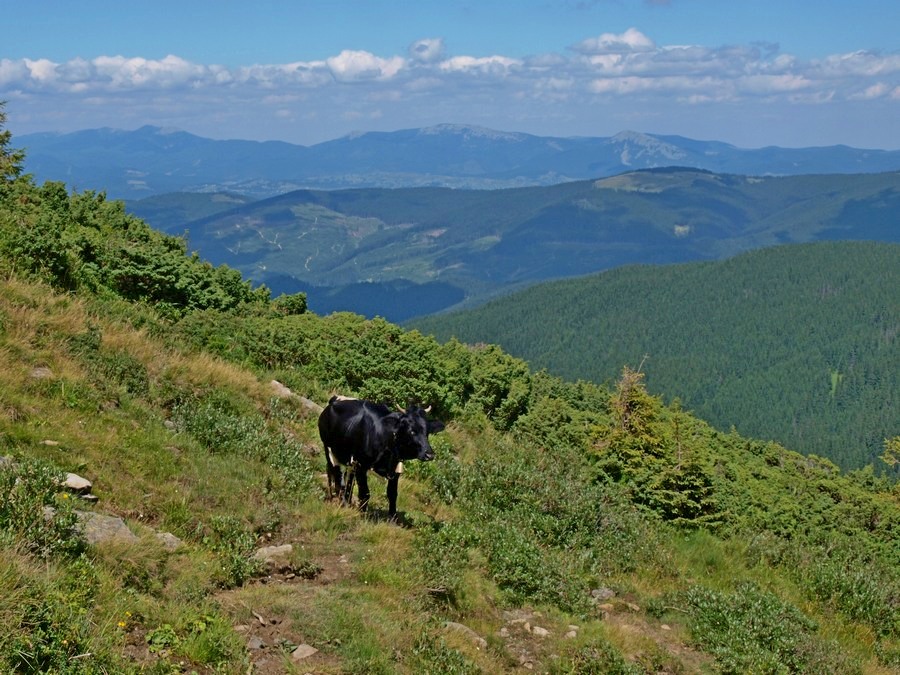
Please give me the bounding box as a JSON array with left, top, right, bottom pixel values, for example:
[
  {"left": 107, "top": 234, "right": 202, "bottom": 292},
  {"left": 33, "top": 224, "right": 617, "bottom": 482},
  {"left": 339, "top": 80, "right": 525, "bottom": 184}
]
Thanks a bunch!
[{"left": 269, "top": 380, "right": 323, "bottom": 414}]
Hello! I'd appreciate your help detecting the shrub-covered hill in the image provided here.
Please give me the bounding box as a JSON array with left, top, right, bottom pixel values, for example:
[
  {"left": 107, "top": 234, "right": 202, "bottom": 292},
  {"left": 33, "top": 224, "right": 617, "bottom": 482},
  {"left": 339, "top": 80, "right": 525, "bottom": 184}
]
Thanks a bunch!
[
  {"left": 1, "top": 109, "right": 899, "bottom": 673},
  {"left": 130, "top": 166, "right": 900, "bottom": 321},
  {"left": 412, "top": 241, "right": 900, "bottom": 473}
]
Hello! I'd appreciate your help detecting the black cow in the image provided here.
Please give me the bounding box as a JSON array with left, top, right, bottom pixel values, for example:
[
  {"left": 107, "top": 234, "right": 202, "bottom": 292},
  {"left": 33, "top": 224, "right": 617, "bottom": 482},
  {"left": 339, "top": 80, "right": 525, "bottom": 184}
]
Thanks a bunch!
[{"left": 318, "top": 396, "right": 445, "bottom": 518}]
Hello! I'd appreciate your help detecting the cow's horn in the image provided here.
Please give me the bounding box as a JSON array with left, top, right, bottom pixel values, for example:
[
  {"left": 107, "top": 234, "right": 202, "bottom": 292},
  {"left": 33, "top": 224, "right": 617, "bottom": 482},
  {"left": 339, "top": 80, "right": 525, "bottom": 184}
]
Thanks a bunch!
[{"left": 424, "top": 405, "right": 432, "bottom": 414}]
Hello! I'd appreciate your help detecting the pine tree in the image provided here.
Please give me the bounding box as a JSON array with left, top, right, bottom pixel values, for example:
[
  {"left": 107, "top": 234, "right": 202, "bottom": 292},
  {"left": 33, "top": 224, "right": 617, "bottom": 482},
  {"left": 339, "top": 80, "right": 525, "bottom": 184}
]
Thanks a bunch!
[{"left": 0, "top": 102, "right": 27, "bottom": 196}]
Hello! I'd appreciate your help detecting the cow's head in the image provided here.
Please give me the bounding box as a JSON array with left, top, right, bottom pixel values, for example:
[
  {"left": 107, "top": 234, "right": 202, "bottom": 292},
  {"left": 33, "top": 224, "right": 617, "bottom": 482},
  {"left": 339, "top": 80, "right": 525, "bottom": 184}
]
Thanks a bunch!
[{"left": 393, "top": 406, "right": 444, "bottom": 462}]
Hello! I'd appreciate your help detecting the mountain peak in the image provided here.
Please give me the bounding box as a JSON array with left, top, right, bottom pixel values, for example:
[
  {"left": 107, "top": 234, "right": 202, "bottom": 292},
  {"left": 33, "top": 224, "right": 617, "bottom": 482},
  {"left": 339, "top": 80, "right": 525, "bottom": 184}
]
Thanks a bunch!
[
  {"left": 418, "top": 124, "right": 528, "bottom": 142},
  {"left": 607, "top": 130, "right": 688, "bottom": 164}
]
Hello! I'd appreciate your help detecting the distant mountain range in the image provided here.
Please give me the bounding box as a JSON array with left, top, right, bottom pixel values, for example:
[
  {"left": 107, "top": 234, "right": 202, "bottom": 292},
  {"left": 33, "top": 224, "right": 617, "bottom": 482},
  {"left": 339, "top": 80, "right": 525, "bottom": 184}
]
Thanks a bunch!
[
  {"left": 20, "top": 124, "right": 900, "bottom": 199},
  {"left": 127, "top": 168, "right": 900, "bottom": 321}
]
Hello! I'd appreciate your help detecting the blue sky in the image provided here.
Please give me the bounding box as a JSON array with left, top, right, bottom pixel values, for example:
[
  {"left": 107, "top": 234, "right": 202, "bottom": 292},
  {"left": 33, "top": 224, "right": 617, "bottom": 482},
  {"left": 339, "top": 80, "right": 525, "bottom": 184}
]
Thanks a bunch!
[{"left": 3, "top": 0, "right": 900, "bottom": 148}]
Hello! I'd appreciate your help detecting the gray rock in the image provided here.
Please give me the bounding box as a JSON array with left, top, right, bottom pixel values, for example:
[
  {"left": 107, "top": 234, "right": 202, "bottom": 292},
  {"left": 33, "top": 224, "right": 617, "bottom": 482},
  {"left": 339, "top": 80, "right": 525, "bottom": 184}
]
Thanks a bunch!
[
  {"left": 591, "top": 587, "right": 616, "bottom": 601},
  {"left": 62, "top": 472, "right": 92, "bottom": 494},
  {"left": 270, "top": 380, "right": 324, "bottom": 415},
  {"left": 156, "top": 531, "right": 183, "bottom": 550},
  {"left": 444, "top": 621, "right": 487, "bottom": 649},
  {"left": 247, "top": 636, "right": 266, "bottom": 650},
  {"left": 30, "top": 367, "right": 54, "bottom": 380},
  {"left": 270, "top": 380, "right": 294, "bottom": 398},
  {"left": 531, "top": 626, "right": 550, "bottom": 638},
  {"left": 76, "top": 511, "right": 138, "bottom": 545},
  {"left": 291, "top": 644, "right": 318, "bottom": 661},
  {"left": 254, "top": 544, "right": 294, "bottom": 573}
]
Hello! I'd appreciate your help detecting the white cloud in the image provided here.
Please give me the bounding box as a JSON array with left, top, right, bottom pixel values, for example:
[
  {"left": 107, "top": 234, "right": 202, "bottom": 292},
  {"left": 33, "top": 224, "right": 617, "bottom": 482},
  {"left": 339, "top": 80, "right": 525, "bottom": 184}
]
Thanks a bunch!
[
  {"left": 438, "top": 55, "right": 520, "bottom": 74},
  {"left": 813, "top": 50, "right": 900, "bottom": 78},
  {"left": 853, "top": 83, "right": 888, "bottom": 99},
  {"left": 236, "top": 61, "right": 330, "bottom": 88},
  {"left": 409, "top": 38, "right": 445, "bottom": 63},
  {"left": 4, "top": 32, "right": 900, "bottom": 148},
  {"left": 326, "top": 50, "right": 405, "bottom": 82},
  {"left": 3, "top": 39, "right": 897, "bottom": 107},
  {"left": 0, "top": 58, "right": 29, "bottom": 86},
  {"left": 25, "top": 58, "right": 60, "bottom": 84},
  {"left": 738, "top": 74, "right": 812, "bottom": 95},
  {"left": 572, "top": 28, "right": 655, "bottom": 55},
  {"left": 91, "top": 55, "right": 207, "bottom": 88}
]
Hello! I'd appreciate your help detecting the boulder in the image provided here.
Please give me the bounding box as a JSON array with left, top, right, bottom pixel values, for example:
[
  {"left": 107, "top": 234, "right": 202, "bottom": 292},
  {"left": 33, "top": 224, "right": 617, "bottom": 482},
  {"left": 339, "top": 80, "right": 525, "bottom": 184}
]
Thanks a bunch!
[
  {"left": 270, "top": 380, "right": 324, "bottom": 414},
  {"left": 76, "top": 511, "right": 138, "bottom": 545},
  {"left": 62, "top": 472, "right": 92, "bottom": 495},
  {"left": 591, "top": 587, "right": 616, "bottom": 602},
  {"left": 156, "top": 531, "right": 183, "bottom": 551},
  {"left": 254, "top": 544, "right": 294, "bottom": 573}
]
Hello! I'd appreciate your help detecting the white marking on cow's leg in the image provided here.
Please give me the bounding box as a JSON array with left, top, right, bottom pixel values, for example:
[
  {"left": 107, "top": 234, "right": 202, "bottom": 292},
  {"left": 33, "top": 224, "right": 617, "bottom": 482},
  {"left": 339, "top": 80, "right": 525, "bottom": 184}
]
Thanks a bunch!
[
  {"left": 324, "top": 446, "right": 335, "bottom": 499},
  {"left": 328, "top": 449, "right": 339, "bottom": 468},
  {"left": 342, "top": 465, "right": 355, "bottom": 506},
  {"left": 395, "top": 461, "right": 404, "bottom": 474}
]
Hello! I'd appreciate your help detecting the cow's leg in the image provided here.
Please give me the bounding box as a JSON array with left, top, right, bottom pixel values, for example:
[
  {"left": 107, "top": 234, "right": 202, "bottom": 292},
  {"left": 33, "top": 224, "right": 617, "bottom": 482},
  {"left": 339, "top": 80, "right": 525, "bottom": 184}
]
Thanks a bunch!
[
  {"left": 386, "top": 475, "right": 399, "bottom": 520},
  {"left": 355, "top": 466, "right": 370, "bottom": 512},
  {"left": 341, "top": 465, "right": 355, "bottom": 506},
  {"left": 325, "top": 447, "right": 342, "bottom": 500}
]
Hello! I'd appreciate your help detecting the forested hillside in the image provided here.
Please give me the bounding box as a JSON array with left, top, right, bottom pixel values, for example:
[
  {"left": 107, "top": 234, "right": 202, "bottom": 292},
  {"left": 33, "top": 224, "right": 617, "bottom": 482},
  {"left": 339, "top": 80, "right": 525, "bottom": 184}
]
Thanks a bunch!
[
  {"left": 413, "top": 242, "right": 900, "bottom": 471},
  {"left": 127, "top": 168, "right": 900, "bottom": 320},
  {"left": 1, "top": 107, "right": 898, "bottom": 673}
]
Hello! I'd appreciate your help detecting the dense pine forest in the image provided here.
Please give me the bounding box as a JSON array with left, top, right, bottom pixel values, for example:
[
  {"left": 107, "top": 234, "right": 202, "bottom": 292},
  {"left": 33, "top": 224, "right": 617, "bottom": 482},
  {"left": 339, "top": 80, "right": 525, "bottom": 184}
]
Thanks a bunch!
[
  {"left": 1, "top": 105, "right": 898, "bottom": 673},
  {"left": 413, "top": 242, "right": 900, "bottom": 472}
]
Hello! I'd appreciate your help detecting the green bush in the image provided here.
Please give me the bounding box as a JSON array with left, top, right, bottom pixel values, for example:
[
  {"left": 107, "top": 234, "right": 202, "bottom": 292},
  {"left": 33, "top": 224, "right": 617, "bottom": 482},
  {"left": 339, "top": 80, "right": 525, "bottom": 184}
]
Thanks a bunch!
[
  {"left": 0, "top": 459, "right": 85, "bottom": 559},
  {"left": 201, "top": 515, "right": 263, "bottom": 589},
  {"left": 672, "top": 582, "right": 859, "bottom": 674},
  {"left": 551, "top": 642, "right": 642, "bottom": 675},
  {"left": 415, "top": 521, "right": 479, "bottom": 605},
  {"left": 68, "top": 325, "right": 149, "bottom": 397},
  {"left": 170, "top": 394, "right": 316, "bottom": 497},
  {"left": 410, "top": 628, "right": 480, "bottom": 674},
  {"left": 3, "top": 555, "right": 118, "bottom": 674},
  {"left": 801, "top": 546, "right": 899, "bottom": 638}
]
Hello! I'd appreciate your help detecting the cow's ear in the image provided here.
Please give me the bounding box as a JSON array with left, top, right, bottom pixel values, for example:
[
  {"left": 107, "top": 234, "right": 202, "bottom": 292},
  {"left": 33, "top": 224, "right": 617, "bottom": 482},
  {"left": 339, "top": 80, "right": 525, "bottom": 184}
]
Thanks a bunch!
[
  {"left": 383, "top": 412, "right": 403, "bottom": 432},
  {"left": 427, "top": 419, "right": 445, "bottom": 434}
]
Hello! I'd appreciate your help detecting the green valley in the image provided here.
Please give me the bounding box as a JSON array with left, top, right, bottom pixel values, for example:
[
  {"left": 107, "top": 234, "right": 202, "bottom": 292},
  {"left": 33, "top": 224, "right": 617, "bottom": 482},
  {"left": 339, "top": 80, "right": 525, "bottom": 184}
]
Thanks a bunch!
[{"left": 128, "top": 168, "right": 900, "bottom": 321}]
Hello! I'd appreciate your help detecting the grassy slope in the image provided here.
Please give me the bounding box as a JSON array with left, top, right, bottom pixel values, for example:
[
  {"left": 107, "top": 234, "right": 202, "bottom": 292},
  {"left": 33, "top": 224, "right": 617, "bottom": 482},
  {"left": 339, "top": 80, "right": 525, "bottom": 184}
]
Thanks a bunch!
[{"left": 1, "top": 275, "right": 898, "bottom": 674}]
